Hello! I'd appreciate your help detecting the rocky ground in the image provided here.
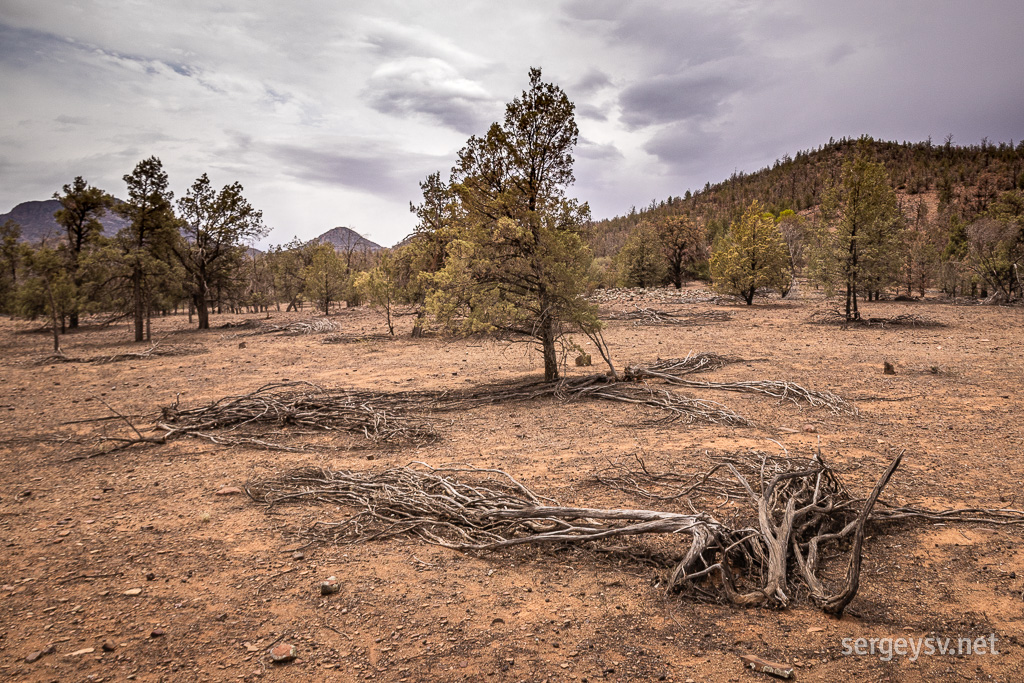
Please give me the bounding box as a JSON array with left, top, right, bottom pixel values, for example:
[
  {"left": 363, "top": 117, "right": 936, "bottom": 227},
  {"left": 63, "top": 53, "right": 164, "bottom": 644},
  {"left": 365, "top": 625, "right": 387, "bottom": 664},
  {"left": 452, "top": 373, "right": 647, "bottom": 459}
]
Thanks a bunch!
[{"left": 1, "top": 285, "right": 1022, "bottom": 682}]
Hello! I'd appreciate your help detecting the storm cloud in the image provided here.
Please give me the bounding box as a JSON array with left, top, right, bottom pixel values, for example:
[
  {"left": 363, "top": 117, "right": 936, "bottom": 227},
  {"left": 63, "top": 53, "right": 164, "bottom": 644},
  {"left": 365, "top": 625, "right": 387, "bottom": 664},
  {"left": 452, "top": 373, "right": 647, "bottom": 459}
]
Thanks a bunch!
[{"left": 0, "top": 1, "right": 1022, "bottom": 246}]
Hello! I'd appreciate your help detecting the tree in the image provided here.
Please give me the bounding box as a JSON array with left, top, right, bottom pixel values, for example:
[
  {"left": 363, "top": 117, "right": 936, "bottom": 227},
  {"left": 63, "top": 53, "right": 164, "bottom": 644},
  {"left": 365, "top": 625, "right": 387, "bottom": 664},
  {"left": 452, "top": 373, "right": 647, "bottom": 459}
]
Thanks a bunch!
[
  {"left": 809, "top": 151, "right": 903, "bottom": 320},
  {"left": 175, "top": 174, "right": 267, "bottom": 329},
  {"left": 616, "top": 222, "right": 666, "bottom": 287},
  {"left": 53, "top": 177, "right": 114, "bottom": 328},
  {"left": 115, "top": 157, "right": 180, "bottom": 342},
  {"left": 302, "top": 244, "right": 347, "bottom": 314},
  {"left": 0, "top": 220, "right": 21, "bottom": 314},
  {"left": 964, "top": 191, "right": 1024, "bottom": 300},
  {"left": 655, "top": 214, "right": 706, "bottom": 288},
  {"left": 709, "top": 200, "right": 791, "bottom": 304},
  {"left": 355, "top": 250, "right": 402, "bottom": 335},
  {"left": 20, "top": 245, "right": 73, "bottom": 353},
  {"left": 427, "top": 67, "right": 606, "bottom": 382},
  {"left": 405, "top": 171, "right": 459, "bottom": 336}
]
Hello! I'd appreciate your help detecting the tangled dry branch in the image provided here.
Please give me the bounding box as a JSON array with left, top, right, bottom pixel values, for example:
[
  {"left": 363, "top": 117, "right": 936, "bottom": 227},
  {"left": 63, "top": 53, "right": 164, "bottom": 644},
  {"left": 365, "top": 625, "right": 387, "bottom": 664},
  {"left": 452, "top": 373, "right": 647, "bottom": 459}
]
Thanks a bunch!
[
  {"left": 603, "top": 306, "right": 732, "bottom": 327},
  {"left": 244, "top": 453, "right": 919, "bottom": 614},
  {"left": 222, "top": 317, "right": 340, "bottom": 337},
  {"left": 36, "top": 342, "right": 207, "bottom": 366}
]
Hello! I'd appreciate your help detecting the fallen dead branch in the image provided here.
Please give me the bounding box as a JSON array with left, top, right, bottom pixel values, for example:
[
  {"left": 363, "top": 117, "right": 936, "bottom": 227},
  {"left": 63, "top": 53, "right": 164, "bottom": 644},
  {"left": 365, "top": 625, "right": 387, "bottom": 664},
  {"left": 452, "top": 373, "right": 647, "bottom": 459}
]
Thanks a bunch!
[
  {"left": 808, "top": 309, "right": 946, "bottom": 328},
  {"left": 35, "top": 342, "right": 207, "bottom": 366},
  {"left": 248, "top": 452, "right": 1024, "bottom": 615},
  {"left": 222, "top": 318, "right": 339, "bottom": 337},
  {"left": 322, "top": 333, "right": 397, "bottom": 345},
  {"left": 602, "top": 306, "right": 732, "bottom": 326},
  {"left": 243, "top": 453, "right": 898, "bottom": 614}
]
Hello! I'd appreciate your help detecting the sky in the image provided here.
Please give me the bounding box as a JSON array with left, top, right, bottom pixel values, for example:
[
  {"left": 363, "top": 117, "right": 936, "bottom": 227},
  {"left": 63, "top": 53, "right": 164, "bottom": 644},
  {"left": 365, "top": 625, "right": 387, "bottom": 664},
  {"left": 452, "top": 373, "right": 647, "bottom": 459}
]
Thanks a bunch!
[{"left": 2, "top": 1, "right": 1023, "bottom": 248}]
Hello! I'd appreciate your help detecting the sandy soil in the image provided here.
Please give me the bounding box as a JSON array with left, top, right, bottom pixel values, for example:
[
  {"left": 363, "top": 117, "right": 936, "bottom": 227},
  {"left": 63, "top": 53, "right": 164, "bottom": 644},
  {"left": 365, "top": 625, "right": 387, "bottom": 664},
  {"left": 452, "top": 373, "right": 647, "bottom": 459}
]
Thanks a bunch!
[{"left": 1, "top": 286, "right": 1023, "bottom": 683}]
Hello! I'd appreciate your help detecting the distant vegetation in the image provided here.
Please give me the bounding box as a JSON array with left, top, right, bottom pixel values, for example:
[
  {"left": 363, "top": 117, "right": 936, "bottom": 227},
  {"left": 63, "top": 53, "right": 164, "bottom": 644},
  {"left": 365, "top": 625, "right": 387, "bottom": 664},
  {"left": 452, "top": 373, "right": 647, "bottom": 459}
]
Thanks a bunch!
[{"left": 2, "top": 77, "right": 1022, "bottom": 358}]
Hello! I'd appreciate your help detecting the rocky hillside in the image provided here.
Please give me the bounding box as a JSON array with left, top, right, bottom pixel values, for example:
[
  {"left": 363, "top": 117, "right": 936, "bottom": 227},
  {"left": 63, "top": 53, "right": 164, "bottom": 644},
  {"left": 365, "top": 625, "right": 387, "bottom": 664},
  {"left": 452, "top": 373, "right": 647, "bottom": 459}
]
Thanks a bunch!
[
  {"left": 310, "top": 226, "right": 382, "bottom": 253},
  {"left": 0, "top": 199, "right": 129, "bottom": 244}
]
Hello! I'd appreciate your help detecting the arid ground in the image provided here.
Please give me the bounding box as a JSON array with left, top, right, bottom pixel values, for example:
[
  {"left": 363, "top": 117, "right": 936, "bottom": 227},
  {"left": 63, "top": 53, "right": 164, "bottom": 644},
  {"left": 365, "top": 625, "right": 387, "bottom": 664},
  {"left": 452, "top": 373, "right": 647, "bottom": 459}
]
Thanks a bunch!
[{"left": 1, "top": 286, "right": 1022, "bottom": 683}]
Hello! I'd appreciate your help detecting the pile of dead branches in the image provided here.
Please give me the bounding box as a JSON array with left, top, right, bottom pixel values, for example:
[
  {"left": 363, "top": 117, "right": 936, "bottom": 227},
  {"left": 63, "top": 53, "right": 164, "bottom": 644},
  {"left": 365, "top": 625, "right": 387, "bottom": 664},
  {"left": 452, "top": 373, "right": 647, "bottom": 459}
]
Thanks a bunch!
[
  {"left": 222, "top": 318, "right": 339, "bottom": 337},
  {"left": 246, "top": 452, "right": 935, "bottom": 614},
  {"left": 322, "top": 333, "right": 397, "bottom": 345},
  {"left": 92, "top": 382, "right": 438, "bottom": 454},
  {"left": 602, "top": 306, "right": 731, "bottom": 326},
  {"left": 808, "top": 309, "right": 945, "bottom": 328},
  {"left": 36, "top": 342, "right": 207, "bottom": 366}
]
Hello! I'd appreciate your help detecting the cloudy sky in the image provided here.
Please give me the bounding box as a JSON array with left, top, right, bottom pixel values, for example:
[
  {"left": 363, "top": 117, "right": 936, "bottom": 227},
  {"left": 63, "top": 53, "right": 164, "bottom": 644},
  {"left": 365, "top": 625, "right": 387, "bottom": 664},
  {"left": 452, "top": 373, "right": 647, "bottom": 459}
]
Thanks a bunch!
[{"left": 2, "top": 1, "right": 1023, "bottom": 247}]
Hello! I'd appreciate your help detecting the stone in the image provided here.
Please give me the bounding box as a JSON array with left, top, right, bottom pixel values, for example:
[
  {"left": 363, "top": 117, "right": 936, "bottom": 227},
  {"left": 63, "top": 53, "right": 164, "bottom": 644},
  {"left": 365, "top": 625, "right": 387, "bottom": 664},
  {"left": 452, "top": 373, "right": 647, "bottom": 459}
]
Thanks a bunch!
[
  {"left": 150, "top": 629, "right": 166, "bottom": 638},
  {"left": 123, "top": 588, "right": 143, "bottom": 596},
  {"left": 292, "top": 551, "right": 305, "bottom": 561},
  {"left": 802, "top": 424, "right": 817, "bottom": 433},
  {"left": 270, "top": 643, "right": 297, "bottom": 663},
  {"left": 102, "top": 640, "right": 117, "bottom": 652},
  {"left": 216, "top": 486, "right": 243, "bottom": 496},
  {"left": 25, "top": 644, "right": 56, "bottom": 663},
  {"left": 320, "top": 576, "right": 341, "bottom": 595}
]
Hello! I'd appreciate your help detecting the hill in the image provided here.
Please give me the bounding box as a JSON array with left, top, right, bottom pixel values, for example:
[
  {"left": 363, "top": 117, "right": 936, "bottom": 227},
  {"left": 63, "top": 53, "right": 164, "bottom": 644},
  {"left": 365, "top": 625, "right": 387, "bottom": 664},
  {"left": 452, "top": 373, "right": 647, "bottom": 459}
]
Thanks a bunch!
[
  {"left": 589, "top": 136, "right": 1024, "bottom": 258},
  {"left": 0, "top": 199, "right": 129, "bottom": 244},
  {"left": 310, "top": 226, "right": 383, "bottom": 253}
]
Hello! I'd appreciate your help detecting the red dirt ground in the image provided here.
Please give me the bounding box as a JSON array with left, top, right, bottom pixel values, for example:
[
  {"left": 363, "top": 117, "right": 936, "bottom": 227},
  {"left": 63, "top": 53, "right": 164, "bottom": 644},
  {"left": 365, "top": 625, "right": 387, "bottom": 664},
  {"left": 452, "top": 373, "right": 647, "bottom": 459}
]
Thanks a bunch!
[{"left": 1, "top": 285, "right": 1022, "bottom": 682}]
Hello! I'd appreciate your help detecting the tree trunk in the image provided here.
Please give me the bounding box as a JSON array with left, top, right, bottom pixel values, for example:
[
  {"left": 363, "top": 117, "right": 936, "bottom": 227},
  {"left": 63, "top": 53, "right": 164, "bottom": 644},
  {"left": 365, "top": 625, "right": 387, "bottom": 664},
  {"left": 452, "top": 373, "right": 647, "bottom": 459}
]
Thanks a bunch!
[
  {"left": 196, "top": 285, "right": 210, "bottom": 330},
  {"left": 743, "top": 287, "right": 755, "bottom": 305},
  {"left": 133, "top": 268, "right": 144, "bottom": 342},
  {"left": 541, "top": 319, "right": 559, "bottom": 382}
]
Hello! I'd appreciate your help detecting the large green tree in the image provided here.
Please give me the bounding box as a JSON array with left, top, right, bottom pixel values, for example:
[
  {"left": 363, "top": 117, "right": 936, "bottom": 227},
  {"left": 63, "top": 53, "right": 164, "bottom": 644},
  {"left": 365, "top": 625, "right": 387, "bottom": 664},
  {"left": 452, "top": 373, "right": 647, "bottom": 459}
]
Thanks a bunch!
[
  {"left": 809, "top": 151, "right": 904, "bottom": 321},
  {"left": 427, "top": 67, "right": 604, "bottom": 381},
  {"left": 709, "top": 200, "right": 791, "bottom": 304},
  {"left": 115, "top": 157, "right": 180, "bottom": 342},
  {"left": 656, "top": 214, "right": 706, "bottom": 288},
  {"left": 53, "top": 177, "right": 114, "bottom": 328},
  {"left": 175, "top": 174, "right": 267, "bottom": 329}
]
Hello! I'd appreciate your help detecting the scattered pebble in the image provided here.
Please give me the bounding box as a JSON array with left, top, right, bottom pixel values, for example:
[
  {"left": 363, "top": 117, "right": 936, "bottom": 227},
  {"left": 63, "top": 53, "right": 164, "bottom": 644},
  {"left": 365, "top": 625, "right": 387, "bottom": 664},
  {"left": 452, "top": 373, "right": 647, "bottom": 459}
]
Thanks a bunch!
[
  {"left": 25, "top": 644, "right": 56, "bottom": 663},
  {"left": 216, "top": 486, "right": 243, "bottom": 496},
  {"left": 123, "top": 588, "right": 143, "bottom": 596},
  {"left": 320, "top": 576, "right": 341, "bottom": 595},
  {"left": 270, "top": 643, "right": 297, "bottom": 663}
]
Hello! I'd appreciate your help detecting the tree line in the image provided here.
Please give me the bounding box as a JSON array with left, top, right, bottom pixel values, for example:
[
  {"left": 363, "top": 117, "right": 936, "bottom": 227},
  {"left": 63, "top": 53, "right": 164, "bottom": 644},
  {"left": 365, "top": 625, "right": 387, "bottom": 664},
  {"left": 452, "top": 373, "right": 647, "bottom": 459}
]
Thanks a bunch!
[{"left": 1, "top": 71, "right": 1021, "bottom": 374}]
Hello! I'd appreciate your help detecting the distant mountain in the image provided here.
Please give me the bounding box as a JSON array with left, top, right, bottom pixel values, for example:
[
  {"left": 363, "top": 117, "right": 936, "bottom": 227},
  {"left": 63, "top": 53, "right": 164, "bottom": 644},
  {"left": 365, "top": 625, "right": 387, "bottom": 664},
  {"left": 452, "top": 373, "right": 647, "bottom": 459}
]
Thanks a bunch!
[
  {"left": 310, "top": 226, "right": 383, "bottom": 252},
  {"left": 0, "top": 199, "right": 129, "bottom": 244}
]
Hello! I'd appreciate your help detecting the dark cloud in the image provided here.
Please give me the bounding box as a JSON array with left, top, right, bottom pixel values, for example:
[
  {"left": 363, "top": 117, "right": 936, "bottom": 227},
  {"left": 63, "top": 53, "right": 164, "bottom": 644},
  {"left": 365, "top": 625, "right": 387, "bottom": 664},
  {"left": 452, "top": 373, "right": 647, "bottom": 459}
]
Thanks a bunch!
[
  {"left": 619, "top": 72, "right": 741, "bottom": 129},
  {"left": 576, "top": 137, "right": 622, "bottom": 161},
  {"left": 642, "top": 122, "right": 721, "bottom": 174},
  {"left": 575, "top": 102, "right": 608, "bottom": 121},
  {"left": 270, "top": 143, "right": 405, "bottom": 196},
  {"left": 560, "top": 1, "right": 743, "bottom": 68},
  {"left": 573, "top": 68, "right": 611, "bottom": 95},
  {"left": 364, "top": 58, "right": 498, "bottom": 133}
]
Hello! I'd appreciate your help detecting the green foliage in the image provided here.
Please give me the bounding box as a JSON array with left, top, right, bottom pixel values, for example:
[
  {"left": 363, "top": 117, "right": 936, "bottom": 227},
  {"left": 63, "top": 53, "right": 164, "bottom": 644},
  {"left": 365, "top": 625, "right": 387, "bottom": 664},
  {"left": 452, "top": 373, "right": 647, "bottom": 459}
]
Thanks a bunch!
[
  {"left": 964, "top": 190, "right": 1024, "bottom": 300},
  {"left": 616, "top": 222, "right": 666, "bottom": 288},
  {"left": 809, "top": 151, "right": 904, "bottom": 319},
  {"left": 0, "top": 220, "right": 22, "bottom": 314},
  {"left": 175, "top": 173, "right": 267, "bottom": 328},
  {"left": 302, "top": 244, "right": 348, "bottom": 314},
  {"left": 355, "top": 250, "right": 403, "bottom": 335},
  {"left": 426, "top": 67, "right": 601, "bottom": 381},
  {"left": 655, "top": 214, "right": 706, "bottom": 288},
  {"left": 52, "top": 176, "right": 114, "bottom": 328},
  {"left": 115, "top": 157, "right": 182, "bottom": 341},
  {"left": 709, "top": 201, "right": 791, "bottom": 304}
]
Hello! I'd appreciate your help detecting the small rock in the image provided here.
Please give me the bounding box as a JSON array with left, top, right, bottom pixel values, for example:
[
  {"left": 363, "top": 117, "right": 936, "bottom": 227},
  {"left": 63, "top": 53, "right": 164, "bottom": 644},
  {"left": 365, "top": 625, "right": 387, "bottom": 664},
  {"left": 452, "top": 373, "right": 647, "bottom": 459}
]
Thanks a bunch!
[
  {"left": 216, "top": 486, "right": 243, "bottom": 496},
  {"left": 145, "top": 572, "right": 156, "bottom": 581},
  {"left": 320, "top": 576, "right": 341, "bottom": 595},
  {"left": 291, "top": 551, "right": 305, "bottom": 561},
  {"left": 150, "top": 629, "right": 166, "bottom": 638},
  {"left": 244, "top": 641, "right": 260, "bottom": 652},
  {"left": 66, "top": 647, "right": 95, "bottom": 657},
  {"left": 25, "top": 644, "right": 56, "bottom": 663},
  {"left": 802, "top": 424, "right": 817, "bottom": 433},
  {"left": 101, "top": 640, "right": 117, "bottom": 652},
  {"left": 270, "top": 643, "right": 296, "bottom": 663},
  {"left": 123, "top": 588, "right": 143, "bottom": 596},
  {"left": 883, "top": 360, "right": 896, "bottom": 375},
  {"left": 238, "top": 342, "right": 247, "bottom": 349}
]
